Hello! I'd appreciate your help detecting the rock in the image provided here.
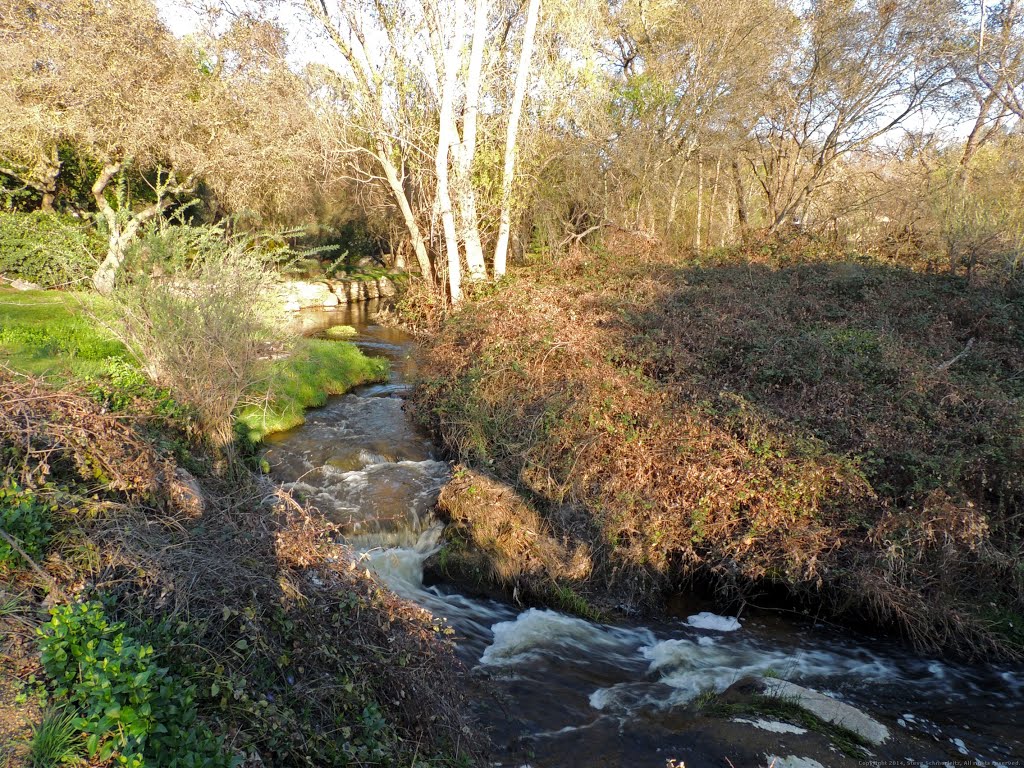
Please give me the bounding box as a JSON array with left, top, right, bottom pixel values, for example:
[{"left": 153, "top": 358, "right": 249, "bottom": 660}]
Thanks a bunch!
[
  {"left": 733, "top": 718, "right": 807, "bottom": 735},
  {"left": 10, "top": 278, "right": 42, "bottom": 291},
  {"left": 275, "top": 276, "right": 395, "bottom": 312},
  {"left": 167, "top": 466, "right": 205, "bottom": 518},
  {"left": 756, "top": 678, "right": 890, "bottom": 745},
  {"left": 278, "top": 280, "right": 335, "bottom": 309}
]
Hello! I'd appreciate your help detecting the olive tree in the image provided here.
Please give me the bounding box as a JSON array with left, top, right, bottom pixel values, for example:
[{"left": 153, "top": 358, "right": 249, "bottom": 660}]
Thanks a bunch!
[{"left": 0, "top": 0, "right": 321, "bottom": 292}]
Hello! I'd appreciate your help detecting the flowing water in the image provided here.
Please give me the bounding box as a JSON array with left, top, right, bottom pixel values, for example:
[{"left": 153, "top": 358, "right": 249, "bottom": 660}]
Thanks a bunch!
[{"left": 266, "top": 303, "right": 1024, "bottom": 768}]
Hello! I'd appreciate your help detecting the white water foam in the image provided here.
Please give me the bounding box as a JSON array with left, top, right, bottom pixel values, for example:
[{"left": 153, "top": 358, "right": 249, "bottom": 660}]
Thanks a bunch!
[
  {"left": 480, "top": 608, "right": 655, "bottom": 667},
  {"left": 687, "top": 611, "right": 742, "bottom": 631},
  {"left": 636, "top": 635, "right": 900, "bottom": 706}
]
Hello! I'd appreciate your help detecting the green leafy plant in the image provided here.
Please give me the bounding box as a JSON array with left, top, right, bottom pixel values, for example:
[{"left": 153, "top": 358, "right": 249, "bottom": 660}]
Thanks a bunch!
[
  {"left": 0, "top": 483, "right": 54, "bottom": 572},
  {"left": 37, "top": 601, "right": 231, "bottom": 768},
  {"left": 0, "top": 211, "right": 102, "bottom": 288}
]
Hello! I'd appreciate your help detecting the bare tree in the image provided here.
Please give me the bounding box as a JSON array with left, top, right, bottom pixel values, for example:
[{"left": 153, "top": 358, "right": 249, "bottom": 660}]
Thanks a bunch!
[{"left": 748, "top": 0, "right": 957, "bottom": 231}]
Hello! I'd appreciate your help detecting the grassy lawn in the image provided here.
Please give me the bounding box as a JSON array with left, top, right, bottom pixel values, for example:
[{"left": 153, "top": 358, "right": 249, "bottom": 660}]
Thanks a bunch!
[
  {"left": 0, "top": 287, "right": 386, "bottom": 440},
  {"left": 0, "top": 287, "right": 126, "bottom": 379}
]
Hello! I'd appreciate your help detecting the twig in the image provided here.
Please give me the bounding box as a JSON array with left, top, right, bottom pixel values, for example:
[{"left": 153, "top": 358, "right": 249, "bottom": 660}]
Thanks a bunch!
[
  {"left": 936, "top": 337, "right": 976, "bottom": 372},
  {"left": 0, "top": 529, "right": 63, "bottom": 598}
]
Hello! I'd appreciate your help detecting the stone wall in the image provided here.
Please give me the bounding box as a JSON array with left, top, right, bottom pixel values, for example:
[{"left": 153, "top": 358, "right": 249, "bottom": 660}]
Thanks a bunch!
[{"left": 277, "top": 276, "right": 397, "bottom": 312}]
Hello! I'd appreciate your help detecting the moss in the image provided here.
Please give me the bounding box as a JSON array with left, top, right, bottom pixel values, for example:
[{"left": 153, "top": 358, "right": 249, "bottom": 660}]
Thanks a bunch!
[{"left": 237, "top": 339, "right": 388, "bottom": 441}]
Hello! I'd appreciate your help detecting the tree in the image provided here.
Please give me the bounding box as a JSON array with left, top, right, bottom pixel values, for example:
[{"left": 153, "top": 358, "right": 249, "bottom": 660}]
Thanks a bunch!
[
  {"left": 748, "top": 0, "right": 957, "bottom": 231},
  {"left": 0, "top": 0, "right": 321, "bottom": 292},
  {"left": 494, "top": 0, "right": 540, "bottom": 277},
  {"left": 299, "top": 0, "right": 556, "bottom": 301}
]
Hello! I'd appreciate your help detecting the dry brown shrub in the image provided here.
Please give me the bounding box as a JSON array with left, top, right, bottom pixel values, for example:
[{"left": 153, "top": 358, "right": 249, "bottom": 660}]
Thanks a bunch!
[
  {"left": 433, "top": 467, "right": 592, "bottom": 602},
  {"left": 0, "top": 368, "right": 161, "bottom": 496}
]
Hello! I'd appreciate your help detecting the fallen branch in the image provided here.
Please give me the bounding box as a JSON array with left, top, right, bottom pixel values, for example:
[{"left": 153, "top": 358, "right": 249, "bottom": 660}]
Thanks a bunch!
[
  {"left": 936, "top": 337, "right": 976, "bottom": 372},
  {"left": 0, "top": 529, "right": 63, "bottom": 598}
]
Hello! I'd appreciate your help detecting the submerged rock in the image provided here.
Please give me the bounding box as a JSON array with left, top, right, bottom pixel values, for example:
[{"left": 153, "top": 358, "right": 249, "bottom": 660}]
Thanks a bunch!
[{"left": 756, "top": 677, "right": 890, "bottom": 745}]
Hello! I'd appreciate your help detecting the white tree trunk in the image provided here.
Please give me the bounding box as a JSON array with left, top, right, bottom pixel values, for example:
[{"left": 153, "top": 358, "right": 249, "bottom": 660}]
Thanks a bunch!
[
  {"left": 436, "top": 4, "right": 465, "bottom": 303},
  {"left": 694, "top": 152, "right": 704, "bottom": 251},
  {"left": 456, "top": 0, "right": 489, "bottom": 281},
  {"left": 378, "top": 143, "right": 433, "bottom": 282},
  {"left": 90, "top": 162, "right": 192, "bottom": 294},
  {"left": 708, "top": 151, "right": 722, "bottom": 247},
  {"left": 493, "top": 0, "right": 540, "bottom": 278}
]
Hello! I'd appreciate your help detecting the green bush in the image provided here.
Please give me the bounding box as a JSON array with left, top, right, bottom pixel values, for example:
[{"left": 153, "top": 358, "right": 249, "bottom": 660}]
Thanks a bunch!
[
  {"left": 0, "top": 211, "right": 102, "bottom": 288},
  {"left": 37, "top": 601, "right": 231, "bottom": 768},
  {"left": 0, "top": 483, "right": 54, "bottom": 572}
]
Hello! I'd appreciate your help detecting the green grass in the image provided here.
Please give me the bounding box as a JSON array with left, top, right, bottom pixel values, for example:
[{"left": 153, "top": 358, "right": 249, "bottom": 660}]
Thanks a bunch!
[
  {"left": 0, "top": 288, "right": 126, "bottom": 379},
  {"left": 238, "top": 339, "right": 388, "bottom": 441},
  {"left": 27, "top": 706, "right": 84, "bottom": 768},
  {"left": 1, "top": 288, "right": 389, "bottom": 444}
]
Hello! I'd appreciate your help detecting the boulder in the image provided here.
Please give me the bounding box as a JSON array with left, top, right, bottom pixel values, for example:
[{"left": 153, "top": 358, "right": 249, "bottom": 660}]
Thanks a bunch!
[
  {"left": 278, "top": 280, "right": 336, "bottom": 310},
  {"left": 166, "top": 466, "right": 206, "bottom": 518}
]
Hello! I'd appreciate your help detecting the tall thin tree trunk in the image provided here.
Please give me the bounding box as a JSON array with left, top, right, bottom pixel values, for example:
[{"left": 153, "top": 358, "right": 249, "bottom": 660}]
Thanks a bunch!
[
  {"left": 39, "top": 147, "right": 60, "bottom": 212},
  {"left": 708, "top": 151, "right": 722, "bottom": 248},
  {"left": 452, "top": 0, "right": 489, "bottom": 282},
  {"left": 379, "top": 147, "right": 433, "bottom": 283},
  {"left": 666, "top": 162, "right": 686, "bottom": 240},
  {"left": 694, "top": 152, "right": 704, "bottom": 251},
  {"left": 436, "top": 4, "right": 465, "bottom": 303},
  {"left": 958, "top": 92, "right": 1000, "bottom": 189},
  {"left": 493, "top": 0, "right": 540, "bottom": 278},
  {"left": 91, "top": 162, "right": 124, "bottom": 295},
  {"left": 731, "top": 158, "right": 748, "bottom": 237}
]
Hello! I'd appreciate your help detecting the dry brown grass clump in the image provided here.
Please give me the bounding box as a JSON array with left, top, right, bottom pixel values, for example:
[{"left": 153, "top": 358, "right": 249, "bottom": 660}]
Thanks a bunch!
[
  {"left": 412, "top": 237, "right": 1024, "bottom": 658},
  {"left": 430, "top": 466, "right": 595, "bottom": 611}
]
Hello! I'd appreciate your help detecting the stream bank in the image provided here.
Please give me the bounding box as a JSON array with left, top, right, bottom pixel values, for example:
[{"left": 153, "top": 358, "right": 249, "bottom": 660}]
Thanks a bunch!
[{"left": 267, "top": 302, "right": 1024, "bottom": 767}]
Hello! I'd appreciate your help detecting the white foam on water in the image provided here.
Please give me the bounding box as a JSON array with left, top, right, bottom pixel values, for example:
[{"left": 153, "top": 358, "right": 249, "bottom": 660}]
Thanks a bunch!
[
  {"left": 587, "top": 682, "right": 675, "bottom": 712},
  {"left": 765, "top": 756, "right": 826, "bottom": 768},
  {"left": 687, "top": 611, "right": 742, "bottom": 631},
  {"left": 480, "top": 608, "right": 655, "bottom": 667},
  {"left": 638, "top": 637, "right": 900, "bottom": 705},
  {"left": 734, "top": 717, "right": 807, "bottom": 735}
]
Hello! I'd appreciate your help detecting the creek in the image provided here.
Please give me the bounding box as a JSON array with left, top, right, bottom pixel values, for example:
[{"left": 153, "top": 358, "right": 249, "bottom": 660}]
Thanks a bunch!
[{"left": 265, "top": 302, "right": 1023, "bottom": 768}]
